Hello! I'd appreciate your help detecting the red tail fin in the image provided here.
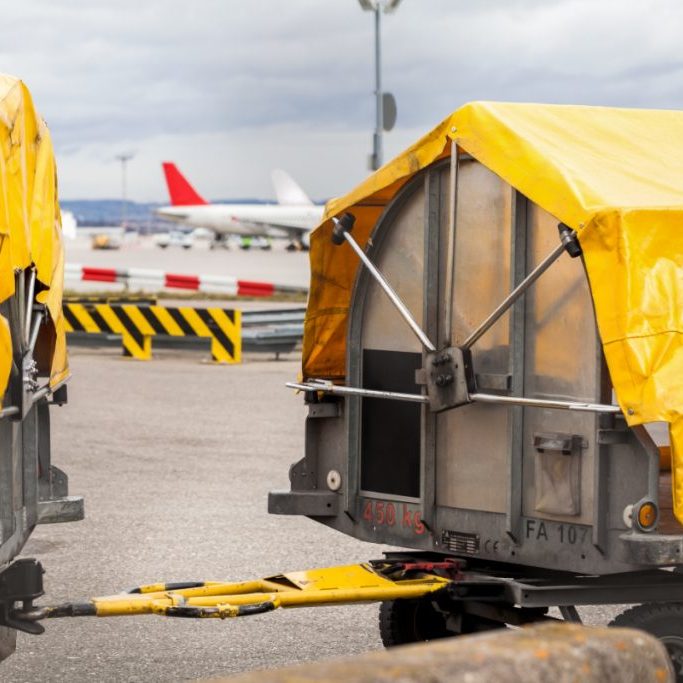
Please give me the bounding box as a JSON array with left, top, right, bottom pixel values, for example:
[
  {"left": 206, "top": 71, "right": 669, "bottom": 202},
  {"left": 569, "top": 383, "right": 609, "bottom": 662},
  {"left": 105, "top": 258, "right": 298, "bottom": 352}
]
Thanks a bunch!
[{"left": 161, "top": 162, "right": 208, "bottom": 206}]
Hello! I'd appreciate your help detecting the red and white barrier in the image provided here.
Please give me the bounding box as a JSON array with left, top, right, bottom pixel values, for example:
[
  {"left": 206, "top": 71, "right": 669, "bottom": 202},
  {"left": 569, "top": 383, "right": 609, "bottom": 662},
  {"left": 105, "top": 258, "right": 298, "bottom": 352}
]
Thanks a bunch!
[{"left": 64, "top": 264, "right": 307, "bottom": 297}]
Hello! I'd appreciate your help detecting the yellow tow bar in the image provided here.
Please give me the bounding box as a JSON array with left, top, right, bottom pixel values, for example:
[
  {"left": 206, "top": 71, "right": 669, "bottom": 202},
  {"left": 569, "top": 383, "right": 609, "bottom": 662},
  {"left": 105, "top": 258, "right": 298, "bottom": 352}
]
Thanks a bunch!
[{"left": 14, "top": 560, "right": 459, "bottom": 623}]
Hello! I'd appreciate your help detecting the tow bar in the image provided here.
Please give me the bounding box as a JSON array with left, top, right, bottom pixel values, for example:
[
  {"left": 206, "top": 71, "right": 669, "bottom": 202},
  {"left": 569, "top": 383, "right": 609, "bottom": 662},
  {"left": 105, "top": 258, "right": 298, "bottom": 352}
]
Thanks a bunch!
[{"left": 10, "top": 559, "right": 460, "bottom": 625}]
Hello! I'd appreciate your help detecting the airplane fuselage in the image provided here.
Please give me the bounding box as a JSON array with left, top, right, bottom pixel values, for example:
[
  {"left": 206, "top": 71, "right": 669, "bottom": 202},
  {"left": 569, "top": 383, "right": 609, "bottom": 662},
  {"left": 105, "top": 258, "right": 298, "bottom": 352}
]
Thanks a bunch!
[{"left": 156, "top": 203, "right": 323, "bottom": 239}]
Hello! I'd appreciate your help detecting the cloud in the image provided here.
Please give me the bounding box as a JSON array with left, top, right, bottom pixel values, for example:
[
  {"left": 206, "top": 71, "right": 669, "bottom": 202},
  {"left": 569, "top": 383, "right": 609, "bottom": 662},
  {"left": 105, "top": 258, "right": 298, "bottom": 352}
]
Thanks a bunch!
[{"left": 3, "top": 0, "right": 682, "bottom": 200}]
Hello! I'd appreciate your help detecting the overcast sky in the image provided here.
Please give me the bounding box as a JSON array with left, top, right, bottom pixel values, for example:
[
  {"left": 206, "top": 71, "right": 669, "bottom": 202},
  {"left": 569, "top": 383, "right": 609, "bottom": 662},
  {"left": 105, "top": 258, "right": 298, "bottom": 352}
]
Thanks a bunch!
[{"left": 3, "top": 0, "right": 683, "bottom": 202}]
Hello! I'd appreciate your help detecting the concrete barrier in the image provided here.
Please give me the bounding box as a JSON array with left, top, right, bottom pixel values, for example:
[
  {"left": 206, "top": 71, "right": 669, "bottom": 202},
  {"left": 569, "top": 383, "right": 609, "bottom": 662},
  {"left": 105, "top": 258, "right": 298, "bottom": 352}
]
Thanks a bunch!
[
  {"left": 62, "top": 302, "right": 241, "bottom": 362},
  {"left": 218, "top": 623, "right": 673, "bottom": 683}
]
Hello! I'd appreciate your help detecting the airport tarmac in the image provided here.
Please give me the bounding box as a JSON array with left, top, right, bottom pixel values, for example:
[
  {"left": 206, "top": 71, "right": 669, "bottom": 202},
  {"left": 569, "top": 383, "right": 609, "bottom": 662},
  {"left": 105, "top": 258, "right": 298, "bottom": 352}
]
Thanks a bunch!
[
  {"left": 4, "top": 349, "right": 623, "bottom": 682},
  {"left": 4, "top": 349, "right": 385, "bottom": 682},
  {"left": 64, "top": 235, "right": 310, "bottom": 292}
]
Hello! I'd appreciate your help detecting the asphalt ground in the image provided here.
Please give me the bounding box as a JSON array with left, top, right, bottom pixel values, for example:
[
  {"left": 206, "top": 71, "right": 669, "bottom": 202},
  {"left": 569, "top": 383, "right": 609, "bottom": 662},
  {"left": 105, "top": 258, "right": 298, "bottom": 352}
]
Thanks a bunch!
[
  {"left": 4, "top": 350, "right": 387, "bottom": 682},
  {"left": 4, "top": 348, "right": 624, "bottom": 681}
]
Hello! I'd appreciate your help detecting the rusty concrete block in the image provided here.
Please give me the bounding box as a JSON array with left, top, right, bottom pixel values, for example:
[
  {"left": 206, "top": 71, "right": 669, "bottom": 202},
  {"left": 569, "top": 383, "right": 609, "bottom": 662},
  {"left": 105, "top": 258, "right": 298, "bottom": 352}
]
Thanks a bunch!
[{"left": 215, "top": 622, "right": 673, "bottom": 683}]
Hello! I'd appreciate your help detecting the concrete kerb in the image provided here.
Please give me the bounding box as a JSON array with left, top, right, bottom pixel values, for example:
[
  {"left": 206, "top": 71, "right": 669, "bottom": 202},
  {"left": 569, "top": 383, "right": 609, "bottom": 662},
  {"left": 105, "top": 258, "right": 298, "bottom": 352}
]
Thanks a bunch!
[{"left": 212, "top": 623, "right": 673, "bottom": 683}]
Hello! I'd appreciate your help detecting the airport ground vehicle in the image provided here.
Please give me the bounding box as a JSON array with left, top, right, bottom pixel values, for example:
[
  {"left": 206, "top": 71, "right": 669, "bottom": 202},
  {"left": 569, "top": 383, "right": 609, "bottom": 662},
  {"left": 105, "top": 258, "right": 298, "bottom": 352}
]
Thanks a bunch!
[
  {"left": 11, "top": 103, "right": 683, "bottom": 680},
  {"left": 0, "top": 75, "right": 82, "bottom": 661},
  {"left": 154, "top": 229, "right": 194, "bottom": 249},
  {"left": 267, "top": 102, "right": 683, "bottom": 676}
]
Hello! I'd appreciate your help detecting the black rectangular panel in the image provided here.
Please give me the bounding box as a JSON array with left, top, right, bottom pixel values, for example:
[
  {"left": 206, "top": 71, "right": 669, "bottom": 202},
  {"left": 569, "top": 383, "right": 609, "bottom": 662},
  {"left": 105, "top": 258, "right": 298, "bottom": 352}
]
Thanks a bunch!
[{"left": 360, "top": 349, "right": 421, "bottom": 498}]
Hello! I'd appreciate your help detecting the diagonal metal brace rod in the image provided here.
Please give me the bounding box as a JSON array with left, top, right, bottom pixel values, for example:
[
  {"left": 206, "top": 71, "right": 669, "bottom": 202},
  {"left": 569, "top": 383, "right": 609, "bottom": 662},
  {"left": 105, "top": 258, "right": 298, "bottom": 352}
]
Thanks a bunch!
[
  {"left": 470, "top": 392, "right": 621, "bottom": 413},
  {"left": 462, "top": 231, "right": 575, "bottom": 349},
  {"left": 287, "top": 381, "right": 620, "bottom": 414},
  {"left": 286, "top": 380, "right": 428, "bottom": 404},
  {"left": 332, "top": 214, "right": 436, "bottom": 352},
  {"left": 25, "top": 268, "right": 36, "bottom": 346}
]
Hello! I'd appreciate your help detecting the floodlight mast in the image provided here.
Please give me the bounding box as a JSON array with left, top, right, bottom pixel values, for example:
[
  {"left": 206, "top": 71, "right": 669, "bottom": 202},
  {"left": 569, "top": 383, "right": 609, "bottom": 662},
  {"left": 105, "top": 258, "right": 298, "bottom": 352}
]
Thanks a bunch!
[
  {"left": 358, "top": 0, "right": 401, "bottom": 171},
  {"left": 115, "top": 153, "right": 134, "bottom": 228}
]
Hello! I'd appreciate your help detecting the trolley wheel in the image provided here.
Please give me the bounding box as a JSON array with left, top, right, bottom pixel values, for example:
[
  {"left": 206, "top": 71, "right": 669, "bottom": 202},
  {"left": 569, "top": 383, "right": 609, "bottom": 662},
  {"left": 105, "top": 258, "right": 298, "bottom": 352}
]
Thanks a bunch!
[
  {"left": 379, "top": 598, "right": 453, "bottom": 647},
  {"left": 379, "top": 598, "right": 504, "bottom": 648},
  {"left": 609, "top": 603, "right": 683, "bottom": 681}
]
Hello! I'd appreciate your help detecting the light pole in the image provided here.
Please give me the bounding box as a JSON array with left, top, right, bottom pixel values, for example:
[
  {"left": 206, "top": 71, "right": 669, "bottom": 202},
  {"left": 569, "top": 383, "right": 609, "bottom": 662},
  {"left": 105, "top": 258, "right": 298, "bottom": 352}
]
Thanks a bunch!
[
  {"left": 358, "top": 0, "right": 400, "bottom": 171},
  {"left": 115, "top": 153, "right": 134, "bottom": 228}
]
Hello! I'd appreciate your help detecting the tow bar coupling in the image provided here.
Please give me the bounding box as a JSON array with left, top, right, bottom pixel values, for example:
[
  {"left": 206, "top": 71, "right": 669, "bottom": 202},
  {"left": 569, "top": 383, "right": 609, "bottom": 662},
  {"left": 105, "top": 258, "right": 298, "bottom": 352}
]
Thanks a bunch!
[{"left": 0, "top": 559, "right": 46, "bottom": 634}]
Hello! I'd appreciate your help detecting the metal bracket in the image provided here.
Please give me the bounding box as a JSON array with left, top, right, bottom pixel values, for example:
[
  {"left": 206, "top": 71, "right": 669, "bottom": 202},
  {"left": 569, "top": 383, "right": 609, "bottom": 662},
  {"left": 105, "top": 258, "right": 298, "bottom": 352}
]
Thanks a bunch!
[
  {"left": 533, "top": 433, "right": 587, "bottom": 454},
  {"left": 307, "top": 402, "right": 341, "bottom": 419},
  {"left": 10, "top": 308, "right": 48, "bottom": 421},
  {"left": 37, "top": 496, "right": 85, "bottom": 525},
  {"left": 597, "top": 412, "right": 631, "bottom": 445},
  {"left": 424, "top": 346, "right": 475, "bottom": 413},
  {"left": 50, "top": 384, "right": 68, "bottom": 406}
]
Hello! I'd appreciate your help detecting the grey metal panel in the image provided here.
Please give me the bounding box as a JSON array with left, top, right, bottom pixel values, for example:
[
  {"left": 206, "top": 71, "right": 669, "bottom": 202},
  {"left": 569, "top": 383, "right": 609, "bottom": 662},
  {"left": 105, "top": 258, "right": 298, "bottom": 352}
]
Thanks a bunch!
[
  {"left": 435, "top": 160, "right": 512, "bottom": 513},
  {"left": 355, "top": 179, "right": 425, "bottom": 509},
  {"left": 433, "top": 504, "right": 650, "bottom": 575},
  {"left": 283, "top": 152, "right": 672, "bottom": 575},
  {"left": 436, "top": 405, "right": 509, "bottom": 513},
  {"left": 346, "top": 172, "right": 429, "bottom": 519},
  {"left": 523, "top": 205, "right": 599, "bottom": 402},
  {"left": 605, "top": 425, "right": 656, "bottom": 539},
  {"left": 0, "top": 419, "right": 16, "bottom": 545},
  {"left": 506, "top": 190, "right": 528, "bottom": 540},
  {"left": 450, "top": 159, "right": 512, "bottom": 353},
  {"left": 21, "top": 406, "right": 38, "bottom": 529},
  {"left": 422, "top": 167, "right": 445, "bottom": 527},
  {"left": 359, "top": 183, "right": 425, "bottom": 354},
  {"left": 309, "top": 405, "right": 348, "bottom": 496},
  {"left": 521, "top": 203, "right": 598, "bottom": 526}
]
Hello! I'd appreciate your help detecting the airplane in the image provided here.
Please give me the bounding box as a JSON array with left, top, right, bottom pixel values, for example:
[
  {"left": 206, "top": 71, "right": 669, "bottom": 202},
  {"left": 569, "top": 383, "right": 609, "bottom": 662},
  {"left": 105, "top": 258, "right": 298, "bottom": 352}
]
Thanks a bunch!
[{"left": 155, "top": 162, "right": 323, "bottom": 250}]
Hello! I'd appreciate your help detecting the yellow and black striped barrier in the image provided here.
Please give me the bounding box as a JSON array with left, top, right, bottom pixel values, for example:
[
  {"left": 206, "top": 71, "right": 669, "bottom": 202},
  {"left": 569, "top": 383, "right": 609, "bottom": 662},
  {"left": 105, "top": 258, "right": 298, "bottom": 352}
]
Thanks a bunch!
[{"left": 62, "top": 303, "right": 241, "bottom": 363}]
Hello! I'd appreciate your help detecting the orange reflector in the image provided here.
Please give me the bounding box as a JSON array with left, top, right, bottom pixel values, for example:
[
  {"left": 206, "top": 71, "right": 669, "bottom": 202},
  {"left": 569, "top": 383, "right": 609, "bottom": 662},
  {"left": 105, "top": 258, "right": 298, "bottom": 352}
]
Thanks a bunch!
[{"left": 638, "top": 502, "right": 658, "bottom": 529}]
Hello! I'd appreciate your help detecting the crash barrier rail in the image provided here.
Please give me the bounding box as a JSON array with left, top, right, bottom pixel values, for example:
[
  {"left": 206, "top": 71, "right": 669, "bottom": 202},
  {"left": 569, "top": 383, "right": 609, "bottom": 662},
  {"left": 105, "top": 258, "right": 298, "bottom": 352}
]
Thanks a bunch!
[
  {"left": 241, "top": 309, "right": 304, "bottom": 357},
  {"left": 64, "top": 263, "right": 309, "bottom": 297},
  {"left": 221, "top": 623, "right": 672, "bottom": 683},
  {"left": 63, "top": 302, "right": 305, "bottom": 361},
  {"left": 62, "top": 301, "right": 241, "bottom": 362}
]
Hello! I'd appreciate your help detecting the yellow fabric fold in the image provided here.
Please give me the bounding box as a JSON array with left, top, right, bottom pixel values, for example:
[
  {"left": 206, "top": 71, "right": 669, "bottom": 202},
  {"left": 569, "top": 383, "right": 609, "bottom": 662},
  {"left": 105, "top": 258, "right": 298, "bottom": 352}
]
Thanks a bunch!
[{"left": 0, "top": 75, "right": 67, "bottom": 405}]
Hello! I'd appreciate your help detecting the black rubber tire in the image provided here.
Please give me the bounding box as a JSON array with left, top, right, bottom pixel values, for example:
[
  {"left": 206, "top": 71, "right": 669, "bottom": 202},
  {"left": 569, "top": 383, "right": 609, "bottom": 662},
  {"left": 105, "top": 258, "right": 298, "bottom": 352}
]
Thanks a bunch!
[
  {"left": 379, "top": 598, "right": 453, "bottom": 647},
  {"left": 609, "top": 603, "right": 683, "bottom": 681}
]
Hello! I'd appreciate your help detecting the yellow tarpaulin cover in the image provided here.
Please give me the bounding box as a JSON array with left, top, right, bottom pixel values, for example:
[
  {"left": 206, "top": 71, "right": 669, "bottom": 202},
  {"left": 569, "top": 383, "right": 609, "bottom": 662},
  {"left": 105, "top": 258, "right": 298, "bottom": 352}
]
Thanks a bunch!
[
  {"left": 304, "top": 101, "right": 683, "bottom": 522},
  {"left": 0, "top": 75, "right": 68, "bottom": 406}
]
